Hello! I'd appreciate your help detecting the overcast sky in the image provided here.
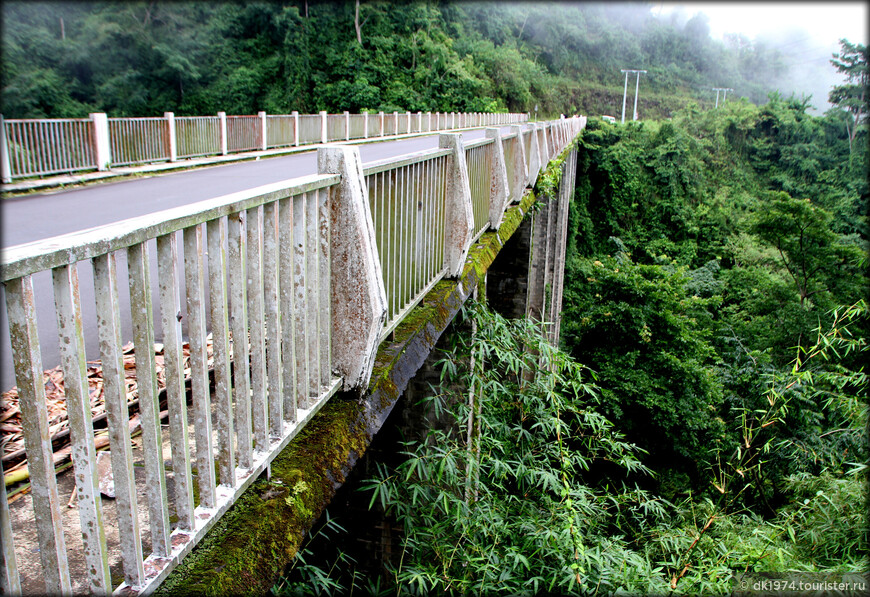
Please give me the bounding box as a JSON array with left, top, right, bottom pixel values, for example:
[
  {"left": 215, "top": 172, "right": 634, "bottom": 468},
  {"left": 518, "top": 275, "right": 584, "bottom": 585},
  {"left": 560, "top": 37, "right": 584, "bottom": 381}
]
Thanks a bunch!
[{"left": 652, "top": 2, "right": 867, "bottom": 111}]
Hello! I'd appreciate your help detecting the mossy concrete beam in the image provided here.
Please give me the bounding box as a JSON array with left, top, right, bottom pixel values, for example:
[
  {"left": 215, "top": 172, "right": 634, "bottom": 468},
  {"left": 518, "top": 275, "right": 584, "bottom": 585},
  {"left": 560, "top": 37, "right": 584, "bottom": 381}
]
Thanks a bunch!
[{"left": 154, "top": 136, "right": 581, "bottom": 597}]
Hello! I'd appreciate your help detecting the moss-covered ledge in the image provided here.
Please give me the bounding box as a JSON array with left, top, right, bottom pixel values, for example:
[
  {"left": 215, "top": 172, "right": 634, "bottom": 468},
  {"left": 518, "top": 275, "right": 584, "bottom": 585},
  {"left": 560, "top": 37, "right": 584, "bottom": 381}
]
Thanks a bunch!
[{"left": 154, "top": 188, "right": 544, "bottom": 596}]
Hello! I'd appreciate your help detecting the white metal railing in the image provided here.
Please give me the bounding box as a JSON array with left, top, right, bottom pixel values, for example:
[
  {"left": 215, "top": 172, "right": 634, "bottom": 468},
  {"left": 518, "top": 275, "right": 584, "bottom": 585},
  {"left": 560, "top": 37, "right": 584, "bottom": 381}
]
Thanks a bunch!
[
  {"left": 326, "top": 114, "right": 346, "bottom": 141},
  {"left": 1, "top": 112, "right": 532, "bottom": 182},
  {"left": 297, "top": 114, "right": 322, "bottom": 145},
  {"left": 225, "top": 115, "right": 262, "bottom": 153},
  {"left": 108, "top": 117, "right": 170, "bottom": 166},
  {"left": 176, "top": 116, "right": 221, "bottom": 159},
  {"left": 363, "top": 149, "right": 451, "bottom": 338},
  {"left": 1, "top": 116, "right": 585, "bottom": 596},
  {"left": 2, "top": 117, "right": 96, "bottom": 178},
  {"left": 465, "top": 138, "right": 496, "bottom": 239},
  {"left": 266, "top": 114, "right": 297, "bottom": 149}
]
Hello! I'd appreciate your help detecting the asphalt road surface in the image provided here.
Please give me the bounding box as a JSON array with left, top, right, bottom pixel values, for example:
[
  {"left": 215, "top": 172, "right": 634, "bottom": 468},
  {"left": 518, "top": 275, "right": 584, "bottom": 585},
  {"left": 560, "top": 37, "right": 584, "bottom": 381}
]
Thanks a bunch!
[{"left": 0, "top": 127, "right": 505, "bottom": 390}]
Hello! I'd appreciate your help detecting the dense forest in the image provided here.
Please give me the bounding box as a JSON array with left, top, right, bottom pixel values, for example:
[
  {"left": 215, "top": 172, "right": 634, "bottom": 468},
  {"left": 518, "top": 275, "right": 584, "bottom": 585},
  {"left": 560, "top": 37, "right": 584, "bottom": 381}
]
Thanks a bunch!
[
  {"left": 2, "top": 1, "right": 812, "bottom": 119},
  {"left": 276, "top": 38, "right": 869, "bottom": 597}
]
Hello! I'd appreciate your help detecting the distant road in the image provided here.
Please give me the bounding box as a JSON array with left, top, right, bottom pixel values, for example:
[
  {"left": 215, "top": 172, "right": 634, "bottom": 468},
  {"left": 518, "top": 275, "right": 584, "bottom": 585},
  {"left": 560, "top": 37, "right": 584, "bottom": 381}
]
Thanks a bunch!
[{"left": 2, "top": 129, "right": 495, "bottom": 248}]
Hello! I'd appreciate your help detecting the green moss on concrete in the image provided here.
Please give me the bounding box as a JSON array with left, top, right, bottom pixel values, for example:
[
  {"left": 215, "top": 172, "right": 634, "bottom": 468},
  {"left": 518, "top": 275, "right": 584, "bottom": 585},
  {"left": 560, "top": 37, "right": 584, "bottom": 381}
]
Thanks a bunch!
[{"left": 153, "top": 400, "right": 369, "bottom": 597}]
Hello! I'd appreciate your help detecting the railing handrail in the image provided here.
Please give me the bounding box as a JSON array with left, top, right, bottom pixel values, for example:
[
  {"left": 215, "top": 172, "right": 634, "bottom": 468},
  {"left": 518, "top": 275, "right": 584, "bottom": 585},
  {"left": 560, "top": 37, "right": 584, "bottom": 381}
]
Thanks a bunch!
[
  {"left": 464, "top": 136, "right": 495, "bottom": 150},
  {"left": 0, "top": 173, "right": 339, "bottom": 282},
  {"left": 362, "top": 147, "right": 452, "bottom": 176}
]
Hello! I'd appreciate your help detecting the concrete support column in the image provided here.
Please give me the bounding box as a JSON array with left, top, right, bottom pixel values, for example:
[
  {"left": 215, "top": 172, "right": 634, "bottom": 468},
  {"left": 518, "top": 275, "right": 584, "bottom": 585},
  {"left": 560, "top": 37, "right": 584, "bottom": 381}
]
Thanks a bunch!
[
  {"left": 363, "top": 112, "right": 369, "bottom": 139},
  {"left": 1, "top": 115, "right": 13, "bottom": 182},
  {"left": 259, "top": 111, "right": 267, "bottom": 151},
  {"left": 549, "top": 148, "right": 577, "bottom": 345},
  {"left": 320, "top": 111, "right": 328, "bottom": 143},
  {"left": 417, "top": 111, "right": 422, "bottom": 133},
  {"left": 379, "top": 112, "right": 385, "bottom": 137},
  {"left": 164, "top": 112, "right": 177, "bottom": 162},
  {"left": 484, "top": 128, "right": 510, "bottom": 229},
  {"left": 90, "top": 112, "right": 111, "bottom": 170},
  {"left": 344, "top": 111, "right": 350, "bottom": 141},
  {"left": 292, "top": 111, "right": 299, "bottom": 146},
  {"left": 438, "top": 133, "right": 474, "bottom": 277},
  {"left": 427, "top": 111, "right": 432, "bottom": 132},
  {"left": 451, "top": 112, "right": 456, "bottom": 130},
  {"left": 392, "top": 111, "right": 399, "bottom": 136},
  {"left": 317, "top": 146, "right": 387, "bottom": 391},
  {"left": 406, "top": 111, "right": 412, "bottom": 134},
  {"left": 218, "top": 111, "right": 228, "bottom": 155}
]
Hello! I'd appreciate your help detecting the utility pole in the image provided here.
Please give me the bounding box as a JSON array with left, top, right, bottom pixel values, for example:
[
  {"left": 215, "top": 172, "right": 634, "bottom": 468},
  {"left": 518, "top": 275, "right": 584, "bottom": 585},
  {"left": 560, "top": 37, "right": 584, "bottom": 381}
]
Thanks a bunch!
[
  {"left": 712, "top": 87, "right": 733, "bottom": 108},
  {"left": 620, "top": 69, "right": 647, "bottom": 122}
]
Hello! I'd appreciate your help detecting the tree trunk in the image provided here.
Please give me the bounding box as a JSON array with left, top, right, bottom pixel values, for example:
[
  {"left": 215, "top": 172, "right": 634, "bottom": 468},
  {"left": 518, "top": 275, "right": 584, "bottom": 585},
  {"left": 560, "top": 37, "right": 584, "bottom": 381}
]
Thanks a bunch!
[{"left": 354, "top": 0, "right": 362, "bottom": 45}]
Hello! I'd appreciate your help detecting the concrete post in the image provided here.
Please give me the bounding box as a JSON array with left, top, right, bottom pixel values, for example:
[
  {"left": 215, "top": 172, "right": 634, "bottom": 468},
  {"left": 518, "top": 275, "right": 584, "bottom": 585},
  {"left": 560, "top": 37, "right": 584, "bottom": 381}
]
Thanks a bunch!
[
  {"left": 451, "top": 112, "right": 456, "bottom": 129},
  {"left": 344, "top": 111, "right": 350, "bottom": 141},
  {"left": 427, "top": 111, "right": 432, "bottom": 132},
  {"left": 392, "top": 111, "right": 399, "bottom": 136},
  {"left": 438, "top": 133, "right": 474, "bottom": 277},
  {"left": 379, "top": 111, "right": 384, "bottom": 137},
  {"left": 319, "top": 111, "right": 328, "bottom": 143},
  {"left": 317, "top": 146, "right": 387, "bottom": 391},
  {"left": 164, "top": 112, "right": 177, "bottom": 162},
  {"left": 1, "top": 115, "right": 12, "bottom": 183},
  {"left": 90, "top": 112, "right": 111, "bottom": 170},
  {"left": 259, "top": 111, "right": 267, "bottom": 151},
  {"left": 292, "top": 111, "right": 299, "bottom": 146},
  {"left": 510, "top": 124, "right": 529, "bottom": 194},
  {"left": 406, "top": 111, "right": 412, "bottom": 134},
  {"left": 218, "top": 112, "right": 228, "bottom": 155},
  {"left": 363, "top": 112, "right": 369, "bottom": 139},
  {"left": 485, "top": 128, "right": 510, "bottom": 229},
  {"left": 417, "top": 111, "right": 422, "bottom": 133},
  {"left": 526, "top": 123, "right": 542, "bottom": 187}
]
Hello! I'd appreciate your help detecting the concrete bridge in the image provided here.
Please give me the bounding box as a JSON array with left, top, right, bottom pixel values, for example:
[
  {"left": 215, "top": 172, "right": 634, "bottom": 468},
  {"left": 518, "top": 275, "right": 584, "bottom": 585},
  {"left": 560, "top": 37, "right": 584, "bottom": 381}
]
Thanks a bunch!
[{"left": 1, "top": 113, "right": 584, "bottom": 595}]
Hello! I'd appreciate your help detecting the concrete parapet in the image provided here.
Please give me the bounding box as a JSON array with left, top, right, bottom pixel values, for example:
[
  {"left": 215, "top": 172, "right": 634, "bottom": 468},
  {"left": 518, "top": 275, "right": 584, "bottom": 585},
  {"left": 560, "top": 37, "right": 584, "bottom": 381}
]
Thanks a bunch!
[
  {"left": 317, "top": 146, "right": 387, "bottom": 392},
  {"left": 438, "top": 133, "right": 474, "bottom": 277},
  {"left": 485, "top": 128, "right": 510, "bottom": 229}
]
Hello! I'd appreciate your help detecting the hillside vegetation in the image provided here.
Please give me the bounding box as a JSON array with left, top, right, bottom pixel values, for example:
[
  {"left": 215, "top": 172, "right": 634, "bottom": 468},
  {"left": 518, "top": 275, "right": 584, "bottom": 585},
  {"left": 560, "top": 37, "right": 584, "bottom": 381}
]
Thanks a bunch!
[
  {"left": 279, "top": 59, "right": 868, "bottom": 597},
  {"left": 4, "top": 1, "right": 796, "bottom": 119}
]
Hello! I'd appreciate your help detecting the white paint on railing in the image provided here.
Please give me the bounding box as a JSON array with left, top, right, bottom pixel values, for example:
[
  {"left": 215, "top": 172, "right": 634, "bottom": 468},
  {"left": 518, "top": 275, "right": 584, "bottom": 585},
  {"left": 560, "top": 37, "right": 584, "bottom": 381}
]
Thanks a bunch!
[
  {"left": 90, "top": 113, "right": 111, "bottom": 171},
  {"left": 219, "top": 112, "right": 228, "bottom": 155},
  {"left": 1, "top": 115, "right": 12, "bottom": 183}
]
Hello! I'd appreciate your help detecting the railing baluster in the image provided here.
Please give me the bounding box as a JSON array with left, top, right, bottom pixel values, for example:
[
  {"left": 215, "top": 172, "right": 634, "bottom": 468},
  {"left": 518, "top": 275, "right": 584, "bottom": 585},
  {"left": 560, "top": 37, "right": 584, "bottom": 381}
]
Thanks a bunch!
[
  {"left": 227, "top": 211, "right": 253, "bottom": 469},
  {"left": 4, "top": 275, "right": 71, "bottom": 595},
  {"left": 278, "top": 196, "right": 297, "bottom": 422},
  {"left": 318, "top": 188, "right": 331, "bottom": 387},
  {"left": 0, "top": 459, "right": 21, "bottom": 596},
  {"left": 52, "top": 263, "right": 113, "bottom": 593},
  {"left": 246, "top": 206, "right": 269, "bottom": 451},
  {"left": 263, "top": 202, "right": 283, "bottom": 436},
  {"left": 127, "top": 241, "right": 172, "bottom": 557},
  {"left": 156, "top": 232, "right": 196, "bottom": 530},
  {"left": 206, "top": 218, "right": 236, "bottom": 487},
  {"left": 93, "top": 252, "right": 146, "bottom": 586},
  {"left": 306, "top": 191, "right": 320, "bottom": 396},
  {"left": 182, "top": 224, "right": 216, "bottom": 509},
  {"left": 292, "top": 193, "right": 309, "bottom": 408}
]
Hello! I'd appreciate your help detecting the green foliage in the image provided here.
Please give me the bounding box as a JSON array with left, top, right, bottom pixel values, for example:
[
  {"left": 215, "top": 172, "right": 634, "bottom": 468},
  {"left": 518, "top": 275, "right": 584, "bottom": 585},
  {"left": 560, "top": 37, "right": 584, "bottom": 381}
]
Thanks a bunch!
[
  {"left": 561, "top": 252, "right": 727, "bottom": 492},
  {"left": 1, "top": 1, "right": 819, "bottom": 119}
]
